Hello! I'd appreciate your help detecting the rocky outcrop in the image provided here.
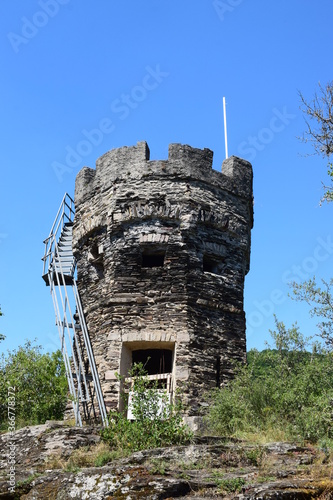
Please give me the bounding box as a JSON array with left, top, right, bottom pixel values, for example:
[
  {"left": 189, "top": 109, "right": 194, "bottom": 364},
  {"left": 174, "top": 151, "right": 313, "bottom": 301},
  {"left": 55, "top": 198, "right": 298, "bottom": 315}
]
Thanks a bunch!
[{"left": 1, "top": 423, "right": 332, "bottom": 499}]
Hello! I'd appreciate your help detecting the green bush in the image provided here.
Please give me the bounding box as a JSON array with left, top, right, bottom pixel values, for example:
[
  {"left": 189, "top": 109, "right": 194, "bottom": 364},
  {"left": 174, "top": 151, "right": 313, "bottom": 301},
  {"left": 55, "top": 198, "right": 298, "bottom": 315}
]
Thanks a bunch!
[
  {"left": 0, "top": 340, "right": 68, "bottom": 429},
  {"left": 206, "top": 319, "right": 333, "bottom": 443},
  {"left": 101, "top": 363, "right": 192, "bottom": 452}
]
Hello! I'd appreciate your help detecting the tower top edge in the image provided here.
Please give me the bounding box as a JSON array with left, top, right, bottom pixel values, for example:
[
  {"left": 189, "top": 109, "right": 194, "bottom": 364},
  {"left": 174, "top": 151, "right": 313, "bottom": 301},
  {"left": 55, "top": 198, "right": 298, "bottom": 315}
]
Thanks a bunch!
[{"left": 74, "top": 141, "right": 253, "bottom": 202}]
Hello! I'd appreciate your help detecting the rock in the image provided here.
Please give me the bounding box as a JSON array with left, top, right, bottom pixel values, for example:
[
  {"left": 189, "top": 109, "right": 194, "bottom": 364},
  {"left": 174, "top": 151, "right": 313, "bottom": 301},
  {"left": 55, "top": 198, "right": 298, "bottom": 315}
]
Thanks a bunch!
[{"left": 1, "top": 423, "right": 333, "bottom": 499}]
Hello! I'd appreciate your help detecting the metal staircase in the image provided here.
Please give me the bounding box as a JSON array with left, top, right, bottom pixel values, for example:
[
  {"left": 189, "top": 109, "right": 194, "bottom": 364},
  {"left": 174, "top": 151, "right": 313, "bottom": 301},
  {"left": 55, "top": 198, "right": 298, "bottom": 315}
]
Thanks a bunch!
[{"left": 42, "top": 193, "right": 108, "bottom": 427}]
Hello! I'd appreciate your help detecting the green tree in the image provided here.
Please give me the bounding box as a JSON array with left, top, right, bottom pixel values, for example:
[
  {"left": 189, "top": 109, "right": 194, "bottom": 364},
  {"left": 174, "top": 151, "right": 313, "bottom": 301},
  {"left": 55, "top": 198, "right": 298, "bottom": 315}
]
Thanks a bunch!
[
  {"left": 291, "top": 277, "right": 333, "bottom": 349},
  {"left": 0, "top": 341, "right": 68, "bottom": 429},
  {"left": 299, "top": 81, "right": 333, "bottom": 203}
]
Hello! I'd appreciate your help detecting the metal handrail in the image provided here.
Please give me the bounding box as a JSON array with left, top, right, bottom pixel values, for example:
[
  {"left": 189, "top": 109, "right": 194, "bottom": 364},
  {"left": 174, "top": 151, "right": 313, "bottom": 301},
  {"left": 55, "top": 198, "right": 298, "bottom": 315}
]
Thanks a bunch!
[
  {"left": 42, "top": 193, "right": 108, "bottom": 427},
  {"left": 48, "top": 193, "right": 75, "bottom": 239},
  {"left": 42, "top": 193, "right": 75, "bottom": 276}
]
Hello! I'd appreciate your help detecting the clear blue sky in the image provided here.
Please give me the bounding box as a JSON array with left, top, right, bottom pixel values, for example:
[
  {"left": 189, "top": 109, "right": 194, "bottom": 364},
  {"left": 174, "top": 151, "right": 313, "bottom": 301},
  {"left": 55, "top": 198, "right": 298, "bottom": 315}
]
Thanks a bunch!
[{"left": 0, "top": 0, "right": 332, "bottom": 355}]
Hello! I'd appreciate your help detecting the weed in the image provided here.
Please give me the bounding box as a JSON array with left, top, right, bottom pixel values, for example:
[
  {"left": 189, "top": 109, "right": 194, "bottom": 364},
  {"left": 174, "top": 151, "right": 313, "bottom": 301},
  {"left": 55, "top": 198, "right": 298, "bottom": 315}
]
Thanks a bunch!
[
  {"left": 17, "top": 473, "right": 42, "bottom": 487},
  {"left": 177, "top": 471, "right": 190, "bottom": 480},
  {"left": 64, "top": 461, "right": 81, "bottom": 473},
  {"left": 94, "top": 449, "right": 118, "bottom": 467},
  {"left": 256, "top": 475, "right": 277, "bottom": 483},
  {"left": 245, "top": 445, "right": 265, "bottom": 466},
  {"left": 216, "top": 477, "right": 246, "bottom": 493},
  {"left": 149, "top": 459, "right": 168, "bottom": 475}
]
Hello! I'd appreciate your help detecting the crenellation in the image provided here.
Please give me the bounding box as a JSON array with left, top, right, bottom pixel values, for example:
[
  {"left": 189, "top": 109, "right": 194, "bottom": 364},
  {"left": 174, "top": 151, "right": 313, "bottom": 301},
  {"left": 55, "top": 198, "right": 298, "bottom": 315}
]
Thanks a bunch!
[
  {"left": 222, "top": 155, "right": 253, "bottom": 198},
  {"left": 73, "top": 141, "right": 253, "bottom": 425},
  {"left": 74, "top": 166, "right": 97, "bottom": 204},
  {"left": 168, "top": 143, "right": 214, "bottom": 169},
  {"left": 74, "top": 142, "right": 253, "bottom": 214}
]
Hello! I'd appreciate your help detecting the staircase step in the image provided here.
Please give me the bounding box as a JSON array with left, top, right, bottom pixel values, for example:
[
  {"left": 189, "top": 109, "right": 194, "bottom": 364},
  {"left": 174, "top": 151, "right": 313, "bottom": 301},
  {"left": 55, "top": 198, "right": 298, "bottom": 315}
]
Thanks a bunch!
[
  {"left": 55, "top": 265, "right": 74, "bottom": 270},
  {"left": 58, "top": 244, "right": 72, "bottom": 249},
  {"left": 60, "top": 321, "right": 80, "bottom": 330},
  {"left": 42, "top": 272, "right": 74, "bottom": 286}
]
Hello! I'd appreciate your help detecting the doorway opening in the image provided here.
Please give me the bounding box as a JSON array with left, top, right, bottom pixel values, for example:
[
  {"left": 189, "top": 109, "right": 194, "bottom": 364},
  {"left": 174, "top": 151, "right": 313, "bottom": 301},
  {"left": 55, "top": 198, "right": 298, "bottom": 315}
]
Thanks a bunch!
[{"left": 119, "top": 342, "right": 175, "bottom": 414}]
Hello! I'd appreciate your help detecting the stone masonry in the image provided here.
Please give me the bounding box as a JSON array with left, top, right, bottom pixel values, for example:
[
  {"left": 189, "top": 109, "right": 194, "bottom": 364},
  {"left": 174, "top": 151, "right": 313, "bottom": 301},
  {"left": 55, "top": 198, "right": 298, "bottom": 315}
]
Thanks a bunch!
[{"left": 73, "top": 141, "right": 253, "bottom": 423}]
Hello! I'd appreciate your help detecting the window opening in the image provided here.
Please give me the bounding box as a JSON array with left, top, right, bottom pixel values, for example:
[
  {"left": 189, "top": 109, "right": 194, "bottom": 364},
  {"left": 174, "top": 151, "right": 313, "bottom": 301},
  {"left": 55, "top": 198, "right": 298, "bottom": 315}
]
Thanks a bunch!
[
  {"left": 132, "top": 349, "right": 172, "bottom": 375},
  {"left": 88, "top": 241, "right": 104, "bottom": 278},
  {"left": 141, "top": 250, "right": 165, "bottom": 268},
  {"left": 203, "top": 254, "right": 224, "bottom": 275}
]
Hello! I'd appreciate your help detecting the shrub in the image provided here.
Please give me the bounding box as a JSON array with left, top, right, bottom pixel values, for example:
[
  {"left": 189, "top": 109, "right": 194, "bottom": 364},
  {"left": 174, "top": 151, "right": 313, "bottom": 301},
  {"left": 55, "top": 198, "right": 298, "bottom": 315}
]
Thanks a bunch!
[
  {"left": 101, "top": 363, "right": 192, "bottom": 452},
  {"left": 206, "top": 319, "right": 333, "bottom": 444}
]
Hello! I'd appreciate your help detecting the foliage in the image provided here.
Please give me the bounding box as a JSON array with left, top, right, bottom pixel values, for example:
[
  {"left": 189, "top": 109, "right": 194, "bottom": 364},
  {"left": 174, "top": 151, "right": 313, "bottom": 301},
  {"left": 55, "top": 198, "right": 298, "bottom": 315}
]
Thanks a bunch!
[
  {"left": 101, "top": 363, "right": 192, "bottom": 452},
  {"left": 206, "top": 318, "right": 333, "bottom": 444},
  {"left": 0, "top": 341, "right": 68, "bottom": 429},
  {"left": 299, "top": 81, "right": 333, "bottom": 203},
  {"left": 291, "top": 277, "right": 333, "bottom": 350},
  {"left": 215, "top": 476, "right": 246, "bottom": 493}
]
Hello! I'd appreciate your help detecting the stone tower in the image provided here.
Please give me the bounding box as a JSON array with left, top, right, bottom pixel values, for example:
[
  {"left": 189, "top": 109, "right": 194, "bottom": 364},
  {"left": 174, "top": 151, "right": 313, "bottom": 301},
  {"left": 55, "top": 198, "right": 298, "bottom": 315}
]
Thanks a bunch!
[{"left": 73, "top": 141, "right": 253, "bottom": 425}]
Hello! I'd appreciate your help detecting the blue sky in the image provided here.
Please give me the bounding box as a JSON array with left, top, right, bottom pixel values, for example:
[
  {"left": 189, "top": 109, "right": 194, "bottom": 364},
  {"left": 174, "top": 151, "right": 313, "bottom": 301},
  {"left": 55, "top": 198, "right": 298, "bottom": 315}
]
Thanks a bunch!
[{"left": 0, "top": 0, "right": 332, "bottom": 355}]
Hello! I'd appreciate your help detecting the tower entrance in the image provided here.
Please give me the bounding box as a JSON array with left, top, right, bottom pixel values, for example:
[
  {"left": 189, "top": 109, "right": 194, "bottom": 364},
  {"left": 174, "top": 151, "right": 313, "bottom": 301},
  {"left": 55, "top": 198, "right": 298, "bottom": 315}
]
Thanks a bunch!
[{"left": 119, "top": 342, "right": 175, "bottom": 414}]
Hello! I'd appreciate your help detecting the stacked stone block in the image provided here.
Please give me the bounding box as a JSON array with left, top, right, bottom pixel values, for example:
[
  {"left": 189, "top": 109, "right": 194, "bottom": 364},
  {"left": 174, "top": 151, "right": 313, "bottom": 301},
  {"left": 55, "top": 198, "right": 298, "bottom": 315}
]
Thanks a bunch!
[{"left": 73, "top": 141, "right": 253, "bottom": 422}]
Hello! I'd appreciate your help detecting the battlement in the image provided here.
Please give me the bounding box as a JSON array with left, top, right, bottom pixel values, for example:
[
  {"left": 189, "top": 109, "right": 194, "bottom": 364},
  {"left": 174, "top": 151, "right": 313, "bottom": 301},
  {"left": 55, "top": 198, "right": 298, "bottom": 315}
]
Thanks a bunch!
[{"left": 75, "top": 142, "right": 253, "bottom": 204}]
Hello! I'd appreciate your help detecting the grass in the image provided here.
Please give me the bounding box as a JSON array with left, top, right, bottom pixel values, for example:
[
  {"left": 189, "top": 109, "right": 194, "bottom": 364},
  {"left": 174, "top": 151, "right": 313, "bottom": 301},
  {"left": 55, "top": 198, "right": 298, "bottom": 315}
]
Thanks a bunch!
[
  {"left": 16, "top": 473, "right": 42, "bottom": 487},
  {"left": 43, "top": 442, "right": 119, "bottom": 471},
  {"left": 223, "top": 428, "right": 291, "bottom": 445},
  {"left": 149, "top": 459, "right": 168, "bottom": 475},
  {"left": 215, "top": 477, "right": 246, "bottom": 493}
]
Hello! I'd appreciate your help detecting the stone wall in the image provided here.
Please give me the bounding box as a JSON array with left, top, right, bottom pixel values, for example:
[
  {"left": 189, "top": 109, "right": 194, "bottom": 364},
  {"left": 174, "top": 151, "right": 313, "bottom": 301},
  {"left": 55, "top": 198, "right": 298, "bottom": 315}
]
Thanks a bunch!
[{"left": 73, "top": 141, "right": 253, "bottom": 419}]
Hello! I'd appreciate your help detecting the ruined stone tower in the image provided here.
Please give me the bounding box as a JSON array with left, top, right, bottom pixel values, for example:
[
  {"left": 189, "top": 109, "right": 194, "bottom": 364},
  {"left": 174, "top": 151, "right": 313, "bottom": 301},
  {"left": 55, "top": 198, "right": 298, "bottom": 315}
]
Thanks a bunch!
[{"left": 73, "top": 141, "right": 253, "bottom": 424}]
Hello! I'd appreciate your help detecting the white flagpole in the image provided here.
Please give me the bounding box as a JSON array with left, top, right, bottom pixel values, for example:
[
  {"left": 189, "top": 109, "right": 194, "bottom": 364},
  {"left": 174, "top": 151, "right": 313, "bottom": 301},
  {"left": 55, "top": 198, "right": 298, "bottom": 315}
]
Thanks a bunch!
[{"left": 223, "top": 97, "right": 228, "bottom": 160}]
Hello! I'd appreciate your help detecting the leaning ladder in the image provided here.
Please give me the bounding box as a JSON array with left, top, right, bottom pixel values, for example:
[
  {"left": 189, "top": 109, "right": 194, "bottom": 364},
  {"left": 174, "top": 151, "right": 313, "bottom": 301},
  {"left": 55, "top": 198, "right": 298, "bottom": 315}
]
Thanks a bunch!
[{"left": 42, "top": 193, "right": 108, "bottom": 427}]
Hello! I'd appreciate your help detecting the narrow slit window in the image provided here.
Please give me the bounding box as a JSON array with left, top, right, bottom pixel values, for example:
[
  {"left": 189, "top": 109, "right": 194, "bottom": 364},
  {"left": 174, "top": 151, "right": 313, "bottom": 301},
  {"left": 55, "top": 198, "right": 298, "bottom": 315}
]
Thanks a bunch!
[{"left": 216, "top": 355, "right": 221, "bottom": 388}]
